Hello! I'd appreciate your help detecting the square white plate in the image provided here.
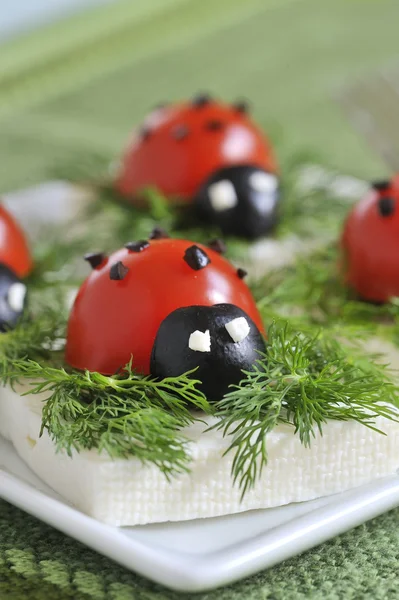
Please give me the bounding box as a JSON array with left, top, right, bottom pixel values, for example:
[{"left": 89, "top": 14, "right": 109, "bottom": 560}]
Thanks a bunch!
[{"left": 1, "top": 436, "right": 399, "bottom": 593}]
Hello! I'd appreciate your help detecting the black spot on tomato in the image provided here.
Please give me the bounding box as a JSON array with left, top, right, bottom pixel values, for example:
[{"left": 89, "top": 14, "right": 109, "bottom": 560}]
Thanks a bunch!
[
  {"left": 149, "top": 227, "right": 169, "bottom": 240},
  {"left": 125, "top": 240, "right": 150, "bottom": 252},
  {"left": 205, "top": 119, "right": 224, "bottom": 131},
  {"left": 372, "top": 180, "right": 391, "bottom": 192},
  {"left": 378, "top": 197, "right": 395, "bottom": 217},
  {"left": 110, "top": 261, "right": 129, "bottom": 280},
  {"left": 207, "top": 239, "right": 226, "bottom": 254},
  {"left": 192, "top": 93, "right": 211, "bottom": 107},
  {"left": 84, "top": 252, "right": 106, "bottom": 269},
  {"left": 183, "top": 245, "right": 211, "bottom": 270},
  {"left": 232, "top": 100, "right": 250, "bottom": 114},
  {"left": 140, "top": 126, "right": 151, "bottom": 140}
]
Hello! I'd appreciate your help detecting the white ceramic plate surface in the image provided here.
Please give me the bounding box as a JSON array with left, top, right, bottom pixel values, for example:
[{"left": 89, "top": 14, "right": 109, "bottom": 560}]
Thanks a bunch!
[{"left": 1, "top": 435, "right": 399, "bottom": 592}]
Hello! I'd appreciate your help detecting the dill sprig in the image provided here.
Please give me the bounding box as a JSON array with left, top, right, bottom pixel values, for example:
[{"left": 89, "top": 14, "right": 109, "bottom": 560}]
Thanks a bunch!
[
  {"left": 6, "top": 359, "right": 211, "bottom": 478},
  {"left": 32, "top": 151, "right": 354, "bottom": 284},
  {"left": 0, "top": 304, "right": 66, "bottom": 374},
  {"left": 212, "top": 321, "right": 399, "bottom": 497},
  {"left": 253, "top": 244, "right": 399, "bottom": 342}
]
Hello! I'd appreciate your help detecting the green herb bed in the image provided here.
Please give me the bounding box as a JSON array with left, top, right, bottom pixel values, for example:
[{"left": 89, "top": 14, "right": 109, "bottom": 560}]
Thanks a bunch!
[{"left": 1, "top": 0, "right": 399, "bottom": 598}]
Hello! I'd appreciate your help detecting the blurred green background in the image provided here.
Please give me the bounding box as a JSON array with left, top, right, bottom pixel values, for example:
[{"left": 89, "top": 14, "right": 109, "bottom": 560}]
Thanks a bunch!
[{"left": 0, "top": 0, "right": 398, "bottom": 193}]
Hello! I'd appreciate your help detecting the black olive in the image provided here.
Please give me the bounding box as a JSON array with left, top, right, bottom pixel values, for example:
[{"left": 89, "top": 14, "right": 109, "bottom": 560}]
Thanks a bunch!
[
  {"left": 150, "top": 227, "right": 169, "bottom": 240},
  {"left": 125, "top": 240, "right": 150, "bottom": 252},
  {"left": 378, "top": 197, "right": 395, "bottom": 217},
  {"left": 150, "top": 303, "right": 266, "bottom": 401},
  {"left": 371, "top": 180, "right": 391, "bottom": 191},
  {"left": 109, "top": 261, "right": 129, "bottom": 280},
  {"left": 183, "top": 245, "right": 211, "bottom": 270},
  {"left": 0, "top": 263, "right": 27, "bottom": 332},
  {"left": 191, "top": 93, "right": 212, "bottom": 107},
  {"left": 84, "top": 252, "right": 106, "bottom": 269},
  {"left": 232, "top": 100, "right": 250, "bottom": 114},
  {"left": 194, "top": 165, "right": 280, "bottom": 239}
]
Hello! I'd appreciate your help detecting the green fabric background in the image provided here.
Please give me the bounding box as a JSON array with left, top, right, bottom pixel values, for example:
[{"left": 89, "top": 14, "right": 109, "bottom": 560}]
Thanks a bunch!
[
  {"left": 1, "top": 500, "right": 399, "bottom": 599},
  {"left": 1, "top": 0, "right": 399, "bottom": 597}
]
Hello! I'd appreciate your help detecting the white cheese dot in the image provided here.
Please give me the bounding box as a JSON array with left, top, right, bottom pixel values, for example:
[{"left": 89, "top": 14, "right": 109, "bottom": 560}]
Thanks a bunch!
[
  {"left": 225, "top": 317, "right": 250, "bottom": 343},
  {"left": 249, "top": 172, "right": 278, "bottom": 193},
  {"left": 7, "top": 282, "right": 27, "bottom": 312},
  {"left": 188, "top": 329, "right": 211, "bottom": 352},
  {"left": 208, "top": 180, "right": 238, "bottom": 211}
]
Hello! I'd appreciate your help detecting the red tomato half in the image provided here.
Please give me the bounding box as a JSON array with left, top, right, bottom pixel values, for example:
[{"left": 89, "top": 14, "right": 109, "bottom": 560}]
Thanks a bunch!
[
  {"left": 342, "top": 175, "right": 399, "bottom": 302},
  {"left": 0, "top": 204, "right": 32, "bottom": 278},
  {"left": 115, "top": 97, "right": 278, "bottom": 203},
  {"left": 66, "top": 238, "right": 264, "bottom": 374}
]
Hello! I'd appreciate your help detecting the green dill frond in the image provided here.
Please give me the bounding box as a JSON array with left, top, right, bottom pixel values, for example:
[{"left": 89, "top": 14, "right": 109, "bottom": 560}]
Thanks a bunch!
[
  {"left": 253, "top": 245, "right": 345, "bottom": 323},
  {"left": 212, "top": 320, "right": 399, "bottom": 497},
  {"left": 5, "top": 358, "right": 212, "bottom": 478},
  {"left": 0, "top": 302, "right": 67, "bottom": 377},
  {"left": 253, "top": 244, "right": 399, "bottom": 346},
  {"left": 31, "top": 152, "right": 356, "bottom": 284}
]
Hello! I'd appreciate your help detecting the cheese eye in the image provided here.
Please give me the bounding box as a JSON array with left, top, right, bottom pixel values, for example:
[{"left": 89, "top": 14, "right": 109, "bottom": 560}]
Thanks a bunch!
[
  {"left": 378, "top": 197, "right": 395, "bottom": 217},
  {"left": 188, "top": 329, "right": 211, "bottom": 352},
  {"left": 208, "top": 180, "right": 238, "bottom": 211},
  {"left": 7, "top": 282, "right": 27, "bottom": 312},
  {"left": 225, "top": 317, "right": 250, "bottom": 343},
  {"left": 248, "top": 172, "right": 278, "bottom": 194}
]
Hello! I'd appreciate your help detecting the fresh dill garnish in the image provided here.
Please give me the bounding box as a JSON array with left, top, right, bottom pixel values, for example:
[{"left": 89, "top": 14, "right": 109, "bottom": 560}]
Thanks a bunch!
[
  {"left": 253, "top": 244, "right": 399, "bottom": 343},
  {"left": 31, "top": 151, "right": 357, "bottom": 284},
  {"left": 0, "top": 303, "right": 66, "bottom": 375},
  {"left": 6, "top": 359, "right": 211, "bottom": 478},
  {"left": 212, "top": 320, "right": 399, "bottom": 497}
]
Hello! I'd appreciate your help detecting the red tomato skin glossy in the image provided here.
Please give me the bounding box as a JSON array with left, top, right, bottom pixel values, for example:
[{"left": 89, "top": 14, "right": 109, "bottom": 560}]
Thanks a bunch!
[
  {"left": 342, "top": 176, "right": 399, "bottom": 302},
  {"left": 115, "top": 101, "right": 278, "bottom": 203},
  {"left": 0, "top": 205, "right": 32, "bottom": 277},
  {"left": 66, "top": 239, "right": 264, "bottom": 375}
]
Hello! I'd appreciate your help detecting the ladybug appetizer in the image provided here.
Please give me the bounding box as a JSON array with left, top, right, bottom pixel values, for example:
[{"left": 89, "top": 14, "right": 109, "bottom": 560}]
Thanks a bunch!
[
  {"left": 66, "top": 232, "right": 265, "bottom": 399},
  {"left": 115, "top": 94, "right": 280, "bottom": 239},
  {"left": 342, "top": 176, "right": 399, "bottom": 303},
  {"left": 0, "top": 204, "right": 32, "bottom": 331}
]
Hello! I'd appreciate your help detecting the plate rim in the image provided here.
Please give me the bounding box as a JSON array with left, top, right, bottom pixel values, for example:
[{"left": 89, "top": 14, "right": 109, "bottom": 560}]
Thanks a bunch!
[{"left": 2, "top": 464, "right": 399, "bottom": 592}]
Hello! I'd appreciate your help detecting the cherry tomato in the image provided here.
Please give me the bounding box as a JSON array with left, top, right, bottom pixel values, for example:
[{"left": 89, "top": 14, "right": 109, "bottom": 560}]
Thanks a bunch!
[
  {"left": 66, "top": 237, "right": 264, "bottom": 375},
  {"left": 115, "top": 95, "right": 278, "bottom": 203},
  {"left": 342, "top": 176, "right": 399, "bottom": 302},
  {"left": 0, "top": 204, "right": 32, "bottom": 278}
]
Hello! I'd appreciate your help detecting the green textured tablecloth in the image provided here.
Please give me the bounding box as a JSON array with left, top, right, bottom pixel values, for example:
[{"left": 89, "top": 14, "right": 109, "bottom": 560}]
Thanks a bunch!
[
  {"left": 1, "top": 1, "right": 399, "bottom": 597},
  {"left": 1, "top": 500, "right": 399, "bottom": 600}
]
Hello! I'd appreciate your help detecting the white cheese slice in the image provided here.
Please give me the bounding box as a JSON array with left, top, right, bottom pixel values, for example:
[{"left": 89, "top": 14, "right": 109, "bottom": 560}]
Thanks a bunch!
[
  {"left": 225, "top": 317, "right": 250, "bottom": 343},
  {"left": 0, "top": 384, "right": 398, "bottom": 527}
]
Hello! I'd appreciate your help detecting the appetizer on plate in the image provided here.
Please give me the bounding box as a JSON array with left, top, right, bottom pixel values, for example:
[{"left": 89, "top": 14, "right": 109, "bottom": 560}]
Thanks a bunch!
[
  {"left": 1, "top": 230, "right": 398, "bottom": 527},
  {"left": 115, "top": 94, "right": 280, "bottom": 238},
  {"left": 67, "top": 235, "right": 264, "bottom": 390}
]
